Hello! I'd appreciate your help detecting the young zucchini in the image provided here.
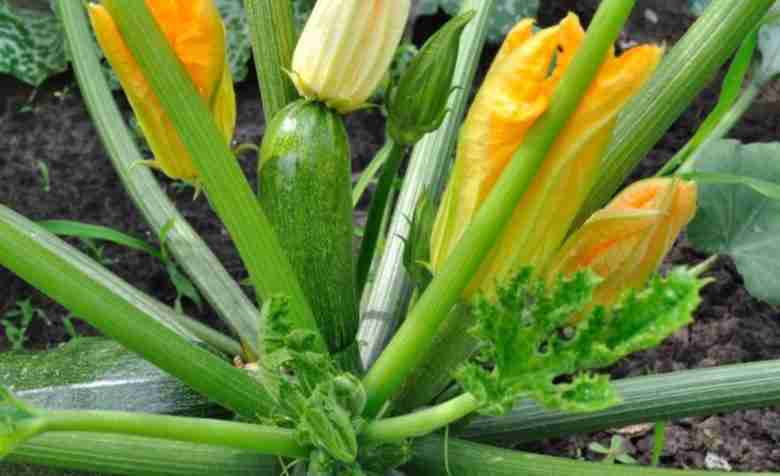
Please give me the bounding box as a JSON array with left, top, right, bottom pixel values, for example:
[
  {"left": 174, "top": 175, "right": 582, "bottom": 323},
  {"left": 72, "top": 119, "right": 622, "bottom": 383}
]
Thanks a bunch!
[{"left": 258, "top": 99, "right": 358, "bottom": 363}]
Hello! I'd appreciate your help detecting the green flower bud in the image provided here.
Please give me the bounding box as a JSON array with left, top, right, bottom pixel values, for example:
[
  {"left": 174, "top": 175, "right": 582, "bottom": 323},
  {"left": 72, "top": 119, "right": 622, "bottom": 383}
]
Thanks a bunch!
[{"left": 387, "top": 11, "right": 476, "bottom": 145}]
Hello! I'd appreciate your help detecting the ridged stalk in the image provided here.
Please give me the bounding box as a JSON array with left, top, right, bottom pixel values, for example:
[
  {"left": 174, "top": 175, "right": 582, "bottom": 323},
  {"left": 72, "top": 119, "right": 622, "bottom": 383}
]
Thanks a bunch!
[
  {"left": 58, "top": 0, "right": 262, "bottom": 357},
  {"left": 357, "top": 0, "right": 494, "bottom": 370},
  {"left": 245, "top": 0, "right": 299, "bottom": 123},
  {"left": 459, "top": 359, "right": 780, "bottom": 443},
  {"left": 7, "top": 433, "right": 276, "bottom": 476},
  {"left": 578, "top": 0, "right": 775, "bottom": 224},
  {"left": 409, "top": 436, "right": 772, "bottom": 475}
]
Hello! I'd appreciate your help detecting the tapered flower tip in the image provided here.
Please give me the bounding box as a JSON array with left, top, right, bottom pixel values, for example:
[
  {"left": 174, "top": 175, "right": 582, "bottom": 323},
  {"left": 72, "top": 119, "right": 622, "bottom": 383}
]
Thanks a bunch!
[
  {"left": 291, "top": 0, "right": 412, "bottom": 113},
  {"left": 545, "top": 178, "right": 698, "bottom": 308},
  {"left": 88, "top": 0, "right": 235, "bottom": 182}
]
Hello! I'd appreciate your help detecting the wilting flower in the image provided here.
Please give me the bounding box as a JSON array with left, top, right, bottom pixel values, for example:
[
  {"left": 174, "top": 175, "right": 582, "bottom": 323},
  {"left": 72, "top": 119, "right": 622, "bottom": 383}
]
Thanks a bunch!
[
  {"left": 89, "top": 0, "right": 236, "bottom": 182},
  {"left": 544, "top": 178, "right": 698, "bottom": 309},
  {"left": 430, "top": 14, "right": 663, "bottom": 296},
  {"left": 291, "top": 0, "right": 411, "bottom": 114}
]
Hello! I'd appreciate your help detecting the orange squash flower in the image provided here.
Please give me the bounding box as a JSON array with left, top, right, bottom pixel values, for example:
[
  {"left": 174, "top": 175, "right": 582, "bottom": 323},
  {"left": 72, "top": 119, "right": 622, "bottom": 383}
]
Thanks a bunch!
[
  {"left": 430, "top": 14, "right": 663, "bottom": 296},
  {"left": 544, "top": 178, "right": 698, "bottom": 309},
  {"left": 88, "top": 0, "right": 236, "bottom": 182}
]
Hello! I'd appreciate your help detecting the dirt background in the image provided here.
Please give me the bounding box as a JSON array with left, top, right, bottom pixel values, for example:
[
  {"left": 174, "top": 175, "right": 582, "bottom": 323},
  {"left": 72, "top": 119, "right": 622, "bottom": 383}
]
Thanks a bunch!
[{"left": 1, "top": 0, "right": 780, "bottom": 472}]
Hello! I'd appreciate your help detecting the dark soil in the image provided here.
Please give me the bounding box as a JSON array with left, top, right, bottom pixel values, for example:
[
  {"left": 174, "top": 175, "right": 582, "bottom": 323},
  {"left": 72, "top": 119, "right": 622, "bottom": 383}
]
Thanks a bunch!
[{"left": 1, "top": 0, "right": 780, "bottom": 473}]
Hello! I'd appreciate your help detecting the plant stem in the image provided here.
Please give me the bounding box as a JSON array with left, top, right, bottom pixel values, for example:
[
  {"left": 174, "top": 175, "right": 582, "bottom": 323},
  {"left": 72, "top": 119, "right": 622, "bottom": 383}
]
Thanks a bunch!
[
  {"left": 356, "top": 139, "right": 407, "bottom": 297},
  {"left": 32, "top": 411, "right": 307, "bottom": 459},
  {"left": 578, "top": 0, "right": 775, "bottom": 225},
  {"left": 458, "top": 359, "right": 780, "bottom": 443},
  {"left": 59, "top": 0, "right": 263, "bottom": 357},
  {"left": 357, "top": 0, "right": 494, "bottom": 369},
  {"left": 676, "top": 79, "right": 761, "bottom": 175},
  {"left": 409, "top": 436, "right": 769, "bottom": 476},
  {"left": 361, "top": 0, "right": 637, "bottom": 417},
  {"left": 363, "top": 394, "right": 478, "bottom": 444},
  {"left": 103, "top": 0, "right": 326, "bottom": 354},
  {"left": 8, "top": 433, "right": 277, "bottom": 476},
  {"left": 0, "top": 205, "right": 273, "bottom": 418},
  {"left": 245, "top": 0, "right": 299, "bottom": 123},
  {"left": 652, "top": 421, "right": 667, "bottom": 467}
]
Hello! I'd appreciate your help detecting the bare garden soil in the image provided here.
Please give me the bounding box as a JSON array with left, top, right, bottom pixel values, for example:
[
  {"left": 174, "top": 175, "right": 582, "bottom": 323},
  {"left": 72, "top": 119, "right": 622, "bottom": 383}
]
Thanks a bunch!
[{"left": 1, "top": 0, "right": 780, "bottom": 472}]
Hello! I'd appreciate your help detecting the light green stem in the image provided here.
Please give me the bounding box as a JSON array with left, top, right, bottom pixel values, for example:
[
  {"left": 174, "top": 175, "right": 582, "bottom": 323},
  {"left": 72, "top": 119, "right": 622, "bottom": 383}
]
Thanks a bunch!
[
  {"left": 103, "top": 0, "right": 326, "bottom": 353},
  {"left": 676, "top": 80, "right": 761, "bottom": 175},
  {"left": 34, "top": 411, "right": 307, "bottom": 459},
  {"left": 361, "top": 0, "right": 637, "bottom": 417},
  {"left": 363, "top": 394, "right": 478, "bottom": 443},
  {"left": 356, "top": 139, "right": 407, "bottom": 297},
  {"left": 245, "top": 0, "right": 299, "bottom": 123}
]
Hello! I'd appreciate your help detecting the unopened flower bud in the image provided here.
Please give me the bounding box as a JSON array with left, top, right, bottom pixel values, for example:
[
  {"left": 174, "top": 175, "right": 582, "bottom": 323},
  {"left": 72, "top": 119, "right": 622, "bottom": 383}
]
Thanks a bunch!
[
  {"left": 387, "top": 11, "right": 475, "bottom": 145},
  {"left": 291, "top": 0, "right": 411, "bottom": 114}
]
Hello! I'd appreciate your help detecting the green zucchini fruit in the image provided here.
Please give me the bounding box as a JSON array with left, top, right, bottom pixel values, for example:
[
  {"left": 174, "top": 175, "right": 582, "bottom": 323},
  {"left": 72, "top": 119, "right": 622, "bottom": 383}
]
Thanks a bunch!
[{"left": 258, "top": 99, "right": 359, "bottom": 364}]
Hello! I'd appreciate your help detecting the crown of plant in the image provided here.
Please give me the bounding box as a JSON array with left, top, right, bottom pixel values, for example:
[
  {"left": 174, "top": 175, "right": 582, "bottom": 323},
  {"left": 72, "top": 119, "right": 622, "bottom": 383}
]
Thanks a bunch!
[{"left": 89, "top": 0, "right": 236, "bottom": 182}]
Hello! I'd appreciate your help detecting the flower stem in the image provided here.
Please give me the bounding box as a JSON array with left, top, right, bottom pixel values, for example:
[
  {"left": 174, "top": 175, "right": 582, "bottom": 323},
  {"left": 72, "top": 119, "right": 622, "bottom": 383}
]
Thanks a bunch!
[
  {"left": 362, "top": 394, "right": 478, "bottom": 444},
  {"left": 356, "top": 139, "right": 407, "bottom": 298},
  {"left": 361, "top": 0, "right": 638, "bottom": 417},
  {"left": 245, "top": 0, "right": 299, "bottom": 123},
  {"left": 36, "top": 411, "right": 308, "bottom": 459}
]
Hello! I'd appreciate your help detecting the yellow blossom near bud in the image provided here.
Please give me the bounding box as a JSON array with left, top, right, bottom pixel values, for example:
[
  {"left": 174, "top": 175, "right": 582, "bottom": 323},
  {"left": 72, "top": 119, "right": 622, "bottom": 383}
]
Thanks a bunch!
[
  {"left": 88, "top": 0, "right": 236, "bottom": 182},
  {"left": 544, "top": 178, "right": 698, "bottom": 310},
  {"left": 430, "top": 13, "right": 663, "bottom": 297},
  {"left": 291, "top": 0, "right": 411, "bottom": 114}
]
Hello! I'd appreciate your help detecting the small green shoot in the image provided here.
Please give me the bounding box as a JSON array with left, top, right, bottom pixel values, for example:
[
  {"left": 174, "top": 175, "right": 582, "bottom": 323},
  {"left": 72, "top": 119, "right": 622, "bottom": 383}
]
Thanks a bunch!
[
  {"left": 588, "top": 435, "right": 638, "bottom": 465},
  {"left": 1, "top": 299, "right": 48, "bottom": 351},
  {"left": 36, "top": 161, "right": 51, "bottom": 193},
  {"left": 652, "top": 421, "right": 668, "bottom": 467}
]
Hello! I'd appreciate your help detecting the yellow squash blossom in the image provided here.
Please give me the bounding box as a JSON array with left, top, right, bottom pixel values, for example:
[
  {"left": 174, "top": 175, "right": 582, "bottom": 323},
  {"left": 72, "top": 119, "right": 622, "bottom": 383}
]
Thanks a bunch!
[
  {"left": 544, "top": 178, "right": 698, "bottom": 310},
  {"left": 291, "top": 0, "right": 411, "bottom": 113},
  {"left": 430, "top": 13, "right": 663, "bottom": 297},
  {"left": 89, "top": 0, "right": 236, "bottom": 182}
]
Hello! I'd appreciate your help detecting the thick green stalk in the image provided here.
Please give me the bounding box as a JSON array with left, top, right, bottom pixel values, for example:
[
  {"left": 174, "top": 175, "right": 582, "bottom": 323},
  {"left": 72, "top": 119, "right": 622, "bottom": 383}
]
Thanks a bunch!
[
  {"left": 25, "top": 410, "right": 307, "bottom": 459},
  {"left": 409, "top": 436, "right": 771, "bottom": 475},
  {"left": 459, "top": 359, "right": 780, "bottom": 443},
  {"left": 0, "top": 205, "right": 272, "bottom": 418},
  {"left": 8, "top": 433, "right": 276, "bottom": 476},
  {"left": 102, "top": 0, "right": 326, "bottom": 353},
  {"left": 357, "top": 0, "right": 494, "bottom": 369},
  {"left": 245, "top": 0, "right": 299, "bottom": 123},
  {"left": 362, "top": 0, "right": 637, "bottom": 416},
  {"left": 58, "top": 0, "right": 262, "bottom": 357},
  {"left": 363, "top": 394, "right": 478, "bottom": 444},
  {"left": 578, "top": 0, "right": 775, "bottom": 224},
  {"left": 356, "top": 139, "right": 407, "bottom": 297}
]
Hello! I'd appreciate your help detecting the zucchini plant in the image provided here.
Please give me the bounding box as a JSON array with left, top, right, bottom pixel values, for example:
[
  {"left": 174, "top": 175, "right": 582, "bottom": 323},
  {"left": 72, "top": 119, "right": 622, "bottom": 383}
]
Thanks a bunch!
[{"left": 2, "top": 0, "right": 780, "bottom": 475}]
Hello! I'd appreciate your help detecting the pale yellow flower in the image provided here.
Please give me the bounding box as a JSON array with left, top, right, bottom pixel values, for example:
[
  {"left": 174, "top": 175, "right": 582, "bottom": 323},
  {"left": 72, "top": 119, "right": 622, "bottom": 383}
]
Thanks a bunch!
[{"left": 291, "top": 0, "right": 411, "bottom": 113}]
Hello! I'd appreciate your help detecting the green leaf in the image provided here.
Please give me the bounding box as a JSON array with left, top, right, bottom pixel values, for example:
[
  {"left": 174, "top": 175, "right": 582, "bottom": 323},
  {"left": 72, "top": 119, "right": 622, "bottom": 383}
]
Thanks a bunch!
[
  {"left": 0, "top": 0, "right": 251, "bottom": 86},
  {"left": 0, "top": 0, "right": 67, "bottom": 86},
  {"left": 456, "top": 267, "right": 703, "bottom": 416},
  {"left": 37, "top": 220, "right": 162, "bottom": 259},
  {"left": 688, "top": 140, "right": 780, "bottom": 304},
  {"left": 416, "top": 0, "right": 538, "bottom": 44}
]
